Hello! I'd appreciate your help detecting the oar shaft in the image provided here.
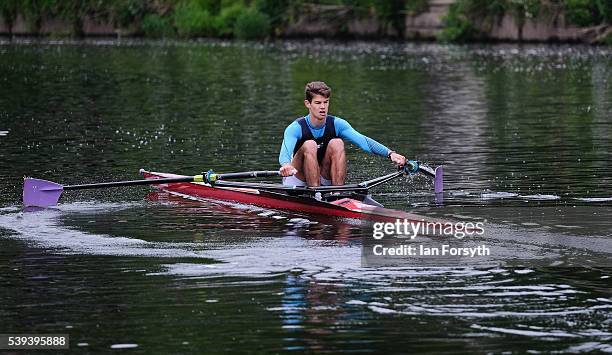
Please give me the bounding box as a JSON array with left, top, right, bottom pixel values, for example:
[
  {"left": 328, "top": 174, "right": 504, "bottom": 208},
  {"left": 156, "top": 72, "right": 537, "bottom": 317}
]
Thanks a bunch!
[
  {"left": 215, "top": 171, "right": 280, "bottom": 180},
  {"left": 23, "top": 169, "right": 284, "bottom": 207},
  {"left": 210, "top": 180, "right": 368, "bottom": 194},
  {"left": 64, "top": 176, "right": 197, "bottom": 190},
  {"left": 62, "top": 170, "right": 282, "bottom": 191},
  {"left": 418, "top": 165, "right": 436, "bottom": 178},
  {"left": 358, "top": 171, "right": 404, "bottom": 189}
]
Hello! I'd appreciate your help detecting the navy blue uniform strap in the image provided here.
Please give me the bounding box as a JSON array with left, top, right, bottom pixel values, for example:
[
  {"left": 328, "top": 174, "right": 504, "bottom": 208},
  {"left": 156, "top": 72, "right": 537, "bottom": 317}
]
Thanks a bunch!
[{"left": 293, "top": 116, "right": 338, "bottom": 162}]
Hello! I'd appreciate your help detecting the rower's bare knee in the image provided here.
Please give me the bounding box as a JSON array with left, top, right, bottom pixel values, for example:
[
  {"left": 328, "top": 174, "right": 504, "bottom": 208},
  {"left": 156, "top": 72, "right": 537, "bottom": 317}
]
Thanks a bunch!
[
  {"left": 328, "top": 138, "right": 345, "bottom": 157},
  {"left": 302, "top": 140, "right": 318, "bottom": 158}
]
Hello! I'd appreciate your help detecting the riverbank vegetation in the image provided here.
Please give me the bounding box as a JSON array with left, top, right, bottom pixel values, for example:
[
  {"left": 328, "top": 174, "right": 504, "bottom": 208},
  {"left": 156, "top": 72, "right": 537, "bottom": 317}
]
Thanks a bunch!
[
  {"left": 439, "top": 0, "right": 612, "bottom": 42},
  {"left": 1, "top": 0, "right": 610, "bottom": 43},
  {"left": 0, "top": 0, "right": 419, "bottom": 39}
]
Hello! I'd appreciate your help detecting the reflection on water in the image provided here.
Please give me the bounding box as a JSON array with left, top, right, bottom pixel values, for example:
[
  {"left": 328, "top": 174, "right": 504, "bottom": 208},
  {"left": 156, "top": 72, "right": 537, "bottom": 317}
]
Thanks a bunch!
[
  {"left": 1, "top": 39, "right": 611, "bottom": 353},
  {"left": 1, "top": 197, "right": 611, "bottom": 352}
]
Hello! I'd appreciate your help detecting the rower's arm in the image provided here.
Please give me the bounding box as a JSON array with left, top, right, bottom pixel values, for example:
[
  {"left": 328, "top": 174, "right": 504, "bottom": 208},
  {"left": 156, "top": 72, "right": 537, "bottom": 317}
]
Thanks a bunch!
[
  {"left": 335, "top": 118, "right": 390, "bottom": 157},
  {"left": 278, "top": 122, "right": 302, "bottom": 166}
]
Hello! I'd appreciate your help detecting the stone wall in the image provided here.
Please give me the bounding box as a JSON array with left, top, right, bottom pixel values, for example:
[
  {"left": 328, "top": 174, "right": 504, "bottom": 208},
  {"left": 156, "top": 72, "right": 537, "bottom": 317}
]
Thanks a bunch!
[
  {"left": 487, "top": 13, "right": 611, "bottom": 43},
  {"left": 283, "top": 3, "right": 394, "bottom": 38},
  {"left": 0, "top": 15, "right": 114, "bottom": 36}
]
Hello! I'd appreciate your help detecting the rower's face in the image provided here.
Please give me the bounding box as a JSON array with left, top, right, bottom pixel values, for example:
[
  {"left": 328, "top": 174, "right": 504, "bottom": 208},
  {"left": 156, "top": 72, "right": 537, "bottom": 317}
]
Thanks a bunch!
[{"left": 305, "top": 94, "right": 329, "bottom": 122}]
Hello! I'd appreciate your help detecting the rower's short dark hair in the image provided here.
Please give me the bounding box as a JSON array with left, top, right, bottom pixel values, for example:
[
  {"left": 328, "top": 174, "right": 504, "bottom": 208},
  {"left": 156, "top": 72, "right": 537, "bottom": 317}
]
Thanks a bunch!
[{"left": 305, "top": 81, "right": 331, "bottom": 102}]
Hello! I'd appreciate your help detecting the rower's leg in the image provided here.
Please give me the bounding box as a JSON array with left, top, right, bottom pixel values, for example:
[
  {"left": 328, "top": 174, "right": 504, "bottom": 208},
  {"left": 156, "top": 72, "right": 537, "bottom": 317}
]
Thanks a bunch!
[
  {"left": 292, "top": 140, "right": 321, "bottom": 186},
  {"left": 321, "top": 138, "right": 346, "bottom": 185}
]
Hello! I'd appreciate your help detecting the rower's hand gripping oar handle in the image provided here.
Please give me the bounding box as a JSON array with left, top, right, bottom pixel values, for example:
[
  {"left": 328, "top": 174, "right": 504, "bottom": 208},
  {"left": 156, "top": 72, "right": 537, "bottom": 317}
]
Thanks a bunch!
[
  {"left": 402, "top": 160, "right": 444, "bottom": 194},
  {"left": 404, "top": 160, "right": 420, "bottom": 175}
]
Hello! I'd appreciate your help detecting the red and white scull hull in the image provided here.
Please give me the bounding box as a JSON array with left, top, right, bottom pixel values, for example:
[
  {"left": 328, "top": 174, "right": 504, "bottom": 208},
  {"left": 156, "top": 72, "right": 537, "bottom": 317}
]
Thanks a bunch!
[{"left": 141, "top": 170, "right": 440, "bottom": 223}]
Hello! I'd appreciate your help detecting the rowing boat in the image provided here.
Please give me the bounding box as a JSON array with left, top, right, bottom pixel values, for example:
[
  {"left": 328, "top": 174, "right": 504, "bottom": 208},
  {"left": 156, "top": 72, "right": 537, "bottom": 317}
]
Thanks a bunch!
[
  {"left": 140, "top": 168, "right": 443, "bottom": 223},
  {"left": 22, "top": 161, "right": 444, "bottom": 224}
]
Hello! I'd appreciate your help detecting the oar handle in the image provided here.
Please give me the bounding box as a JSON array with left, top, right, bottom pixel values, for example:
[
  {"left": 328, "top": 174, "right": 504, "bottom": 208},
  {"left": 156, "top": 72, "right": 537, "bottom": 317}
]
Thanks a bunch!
[
  {"left": 64, "top": 176, "right": 198, "bottom": 190},
  {"left": 402, "top": 160, "right": 434, "bottom": 177}
]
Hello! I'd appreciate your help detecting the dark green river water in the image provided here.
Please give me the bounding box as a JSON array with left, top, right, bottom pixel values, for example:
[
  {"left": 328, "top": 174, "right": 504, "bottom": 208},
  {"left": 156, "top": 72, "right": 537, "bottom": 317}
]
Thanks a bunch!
[{"left": 0, "top": 38, "right": 611, "bottom": 353}]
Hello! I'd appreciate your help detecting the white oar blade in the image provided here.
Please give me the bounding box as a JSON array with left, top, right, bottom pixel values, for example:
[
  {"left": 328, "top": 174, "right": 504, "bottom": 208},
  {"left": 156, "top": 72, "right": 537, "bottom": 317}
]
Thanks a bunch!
[{"left": 23, "top": 178, "right": 64, "bottom": 207}]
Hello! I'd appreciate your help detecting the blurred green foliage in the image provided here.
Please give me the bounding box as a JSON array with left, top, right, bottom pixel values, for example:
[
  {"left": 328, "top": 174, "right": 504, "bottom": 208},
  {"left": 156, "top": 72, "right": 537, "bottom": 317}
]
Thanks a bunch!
[
  {"left": 173, "top": 1, "right": 215, "bottom": 37},
  {"left": 438, "top": 1, "right": 475, "bottom": 42},
  {"left": 405, "top": 0, "right": 429, "bottom": 16},
  {"left": 1, "top": 0, "right": 611, "bottom": 40},
  {"left": 0, "top": 0, "right": 18, "bottom": 35},
  {"left": 111, "top": 0, "right": 147, "bottom": 28},
  {"left": 234, "top": 7, "right": 270, "bottom": 38},
  {"left": 254, "top": 0, "right": 288, "bottom": 30},
  {"left": 142, "top": 13, "right": 175, "bottom": 37},
  {"left": 564, "top": 0, "right": 612, "bottom": 26},
  {"left": 0, "top": 0, "right": 425, "bottom": 39},
  {"left": 214, "top": 2, "right": 245, "bottom": 36}
]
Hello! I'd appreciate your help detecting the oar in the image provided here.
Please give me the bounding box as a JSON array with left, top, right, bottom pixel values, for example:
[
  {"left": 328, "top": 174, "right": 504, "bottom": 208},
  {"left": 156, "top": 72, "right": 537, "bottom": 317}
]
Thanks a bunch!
[
  {"left": 23, "top": 170, "right": 281, "bottom": 207},
  {"left": 403, "top": 160, "right": 444, "bottom": 194}
]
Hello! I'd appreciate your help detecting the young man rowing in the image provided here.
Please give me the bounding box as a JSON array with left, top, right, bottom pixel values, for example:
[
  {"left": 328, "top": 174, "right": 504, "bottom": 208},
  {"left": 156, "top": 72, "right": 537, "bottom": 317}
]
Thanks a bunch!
[{"left": 279, "top": 81, "right": 407, "bottom": 186}]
